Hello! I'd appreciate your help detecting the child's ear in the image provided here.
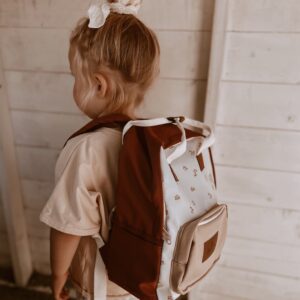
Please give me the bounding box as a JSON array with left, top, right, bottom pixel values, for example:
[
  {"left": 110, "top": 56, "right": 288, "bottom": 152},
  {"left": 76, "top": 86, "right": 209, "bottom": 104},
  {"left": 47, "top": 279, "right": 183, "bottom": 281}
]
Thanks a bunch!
[{"left": 94, "top": 73, "right": 108, "bottom": 98}]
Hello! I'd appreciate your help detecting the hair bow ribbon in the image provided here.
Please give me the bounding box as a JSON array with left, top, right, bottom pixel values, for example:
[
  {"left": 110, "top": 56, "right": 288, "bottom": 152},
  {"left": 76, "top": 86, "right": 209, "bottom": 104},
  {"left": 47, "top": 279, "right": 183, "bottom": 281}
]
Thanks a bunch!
[{"left": 87, "top": 0, "right": 141, "bottom": 29}]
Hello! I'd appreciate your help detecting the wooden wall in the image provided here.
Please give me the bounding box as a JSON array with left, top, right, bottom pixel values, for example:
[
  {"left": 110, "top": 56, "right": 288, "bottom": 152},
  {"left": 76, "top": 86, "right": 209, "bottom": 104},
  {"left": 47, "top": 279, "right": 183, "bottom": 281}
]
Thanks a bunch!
[
  {"left": 190, "top": 0, "right": 300, "bottom": 299},
  {"left": 2, "top": 1, "right": 299, "bottom": 299},
  {"left": 0, "top": 145, "right": 11, "bottom": 267},
  {"left": 0, "top": 0, "right": 214, "bottom": 275}
]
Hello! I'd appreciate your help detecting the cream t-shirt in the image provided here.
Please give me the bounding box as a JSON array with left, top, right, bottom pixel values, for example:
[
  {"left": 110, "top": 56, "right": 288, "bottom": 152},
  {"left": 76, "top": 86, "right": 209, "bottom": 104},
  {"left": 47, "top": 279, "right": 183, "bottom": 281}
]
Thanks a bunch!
[{"left": 39, "top": 126, "right": 138, "bottom": 300}]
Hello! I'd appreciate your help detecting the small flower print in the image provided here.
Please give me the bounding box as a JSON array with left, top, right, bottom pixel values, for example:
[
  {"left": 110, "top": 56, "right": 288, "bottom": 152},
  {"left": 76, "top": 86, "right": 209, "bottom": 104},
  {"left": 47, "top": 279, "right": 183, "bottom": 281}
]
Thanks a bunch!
[
  {"left": 208, "top": 192, "right": 213, "bottom": 199},
  {"left": 189, "top": 150, "right": 196, "bottom": 156},
  {"left": 182, "top": 166, "right": 188, "bottom": 171},
  {"left": 190, "top": 206, "right": 194, "bottom": 213},
  {"left": 174, "top": 194, "right": 181, "bottom": 200},
  {"left": 190, "top": 186, "right": 196, "bottom": 192},
  {"left": 192, "top": 200, "right": 196, "bottom": 206},
  {"left": 193, "top": 169, "right": 198, "bottom": 177}
]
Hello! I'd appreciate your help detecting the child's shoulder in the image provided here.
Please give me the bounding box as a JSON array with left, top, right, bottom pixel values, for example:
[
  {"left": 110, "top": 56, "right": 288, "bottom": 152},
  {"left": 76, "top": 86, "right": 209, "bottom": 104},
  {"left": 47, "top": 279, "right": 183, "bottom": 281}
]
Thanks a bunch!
[
  {"left": 63, "top": 126, "right": 122, "bottom": 158},
  {"left": 54, "top": 126, "right": 122, "bottom": 182}
]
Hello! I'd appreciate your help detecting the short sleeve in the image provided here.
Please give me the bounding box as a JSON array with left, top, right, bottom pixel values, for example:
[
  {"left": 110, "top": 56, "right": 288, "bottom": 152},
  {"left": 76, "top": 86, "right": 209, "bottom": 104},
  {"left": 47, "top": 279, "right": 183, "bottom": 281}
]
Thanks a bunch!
[{"left": 39, "top": 138, "right": 103, "bottom": 236}]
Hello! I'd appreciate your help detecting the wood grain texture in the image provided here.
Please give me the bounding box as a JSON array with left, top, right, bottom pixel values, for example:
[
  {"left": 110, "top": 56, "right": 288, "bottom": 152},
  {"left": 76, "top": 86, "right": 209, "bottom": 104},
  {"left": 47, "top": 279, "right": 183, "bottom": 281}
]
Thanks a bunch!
[
  {"left": 223, "top": 32, "right": 300, "bottom": 84},
  {"left": 0, "top": 28, "right": 210, "bottom": 80},
  {"left": 221, "top": 236, "right": 300, "bottom": 278},
  {"left": 0, "top": 48, "right": 33, "bottom": 284},
  {"left": 16, "top": 146, "right": 59, "bottom": 182},
  {"left": 216, "top": 165, "right": 300, "bottom": 210},
  {"left": 11, "top": 110, "right": 88, "bottom": 149},
  {"left": 228, "top": 0, "right": 300, "bottom": 32},
  {"left": 0, "top": 0, "right": 213, "bottom": 31},
  {"left": 190, "top": 265, "right": 300, "bottom": 300},
  {"left": 5, "top": 70, "right": 206, "bottom": 119},
  {"left": 214, "top": 126, "right": 300, "bottom": 173},
  {"left": 217, "top": 81, "right": 300, "bottom": 130}
]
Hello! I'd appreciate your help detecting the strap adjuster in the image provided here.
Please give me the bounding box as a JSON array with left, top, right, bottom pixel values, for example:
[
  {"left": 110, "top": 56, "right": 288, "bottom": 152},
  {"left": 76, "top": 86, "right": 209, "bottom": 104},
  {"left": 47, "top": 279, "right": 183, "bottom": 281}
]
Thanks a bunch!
[{"left": 167, "top": 116, "right": 185, "bottom": 123}]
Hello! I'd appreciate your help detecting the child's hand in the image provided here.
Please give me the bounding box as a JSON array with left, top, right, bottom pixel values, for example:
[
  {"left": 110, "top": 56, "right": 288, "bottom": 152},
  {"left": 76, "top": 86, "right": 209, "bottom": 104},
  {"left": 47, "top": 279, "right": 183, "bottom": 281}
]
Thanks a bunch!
[{"left": 51, "top": 271, "right": 70, "bottom": 300}]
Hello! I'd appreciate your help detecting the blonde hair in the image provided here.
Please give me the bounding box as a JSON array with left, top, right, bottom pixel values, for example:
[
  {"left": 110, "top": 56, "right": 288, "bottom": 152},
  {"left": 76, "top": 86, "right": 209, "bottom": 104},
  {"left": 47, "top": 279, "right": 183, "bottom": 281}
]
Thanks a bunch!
[{"left": 69, "top": 8, "right": 160, "bottom": 116}]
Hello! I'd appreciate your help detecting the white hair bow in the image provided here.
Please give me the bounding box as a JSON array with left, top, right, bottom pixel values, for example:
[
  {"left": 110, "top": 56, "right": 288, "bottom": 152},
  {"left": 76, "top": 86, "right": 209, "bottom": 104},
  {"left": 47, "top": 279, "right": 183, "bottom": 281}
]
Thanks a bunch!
[{"left": 87, "top": 0, "right": 141, "bottom": 29}]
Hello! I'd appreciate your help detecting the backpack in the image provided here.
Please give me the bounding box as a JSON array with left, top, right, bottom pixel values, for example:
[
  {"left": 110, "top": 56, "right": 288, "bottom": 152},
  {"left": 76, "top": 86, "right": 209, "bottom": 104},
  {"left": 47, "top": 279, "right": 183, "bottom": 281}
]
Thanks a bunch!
[{"left": 63, "top": 113, "right": 228, "bottom": 300}]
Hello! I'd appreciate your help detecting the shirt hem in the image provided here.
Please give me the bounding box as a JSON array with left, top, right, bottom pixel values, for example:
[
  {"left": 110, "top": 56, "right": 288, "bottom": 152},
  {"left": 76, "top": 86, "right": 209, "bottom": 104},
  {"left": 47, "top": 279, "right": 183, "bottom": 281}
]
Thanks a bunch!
[{"left": 39, "top": 214, "right": 101, "bottom": 236}]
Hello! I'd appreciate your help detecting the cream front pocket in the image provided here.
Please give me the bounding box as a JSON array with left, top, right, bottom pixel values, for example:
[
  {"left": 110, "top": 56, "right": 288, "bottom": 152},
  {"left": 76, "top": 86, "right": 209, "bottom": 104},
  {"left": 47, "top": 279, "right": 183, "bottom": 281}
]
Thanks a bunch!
[{"left": 170, "top": 203, "right": 228, "bottom": 294}]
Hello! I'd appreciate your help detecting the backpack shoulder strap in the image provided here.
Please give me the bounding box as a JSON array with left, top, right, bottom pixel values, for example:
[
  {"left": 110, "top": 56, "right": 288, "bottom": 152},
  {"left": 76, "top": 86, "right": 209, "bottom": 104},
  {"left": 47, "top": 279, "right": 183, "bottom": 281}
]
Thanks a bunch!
[{"left": 62, "top": 113, "right": 133, "bottom": 149}]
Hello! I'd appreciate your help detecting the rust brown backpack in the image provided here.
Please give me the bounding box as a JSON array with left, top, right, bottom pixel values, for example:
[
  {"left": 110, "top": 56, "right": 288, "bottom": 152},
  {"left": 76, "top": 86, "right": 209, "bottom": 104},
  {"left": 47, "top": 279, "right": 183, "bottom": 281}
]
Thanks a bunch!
[{"left": 63, "top": 113, "right": 228, "bottom": 300}]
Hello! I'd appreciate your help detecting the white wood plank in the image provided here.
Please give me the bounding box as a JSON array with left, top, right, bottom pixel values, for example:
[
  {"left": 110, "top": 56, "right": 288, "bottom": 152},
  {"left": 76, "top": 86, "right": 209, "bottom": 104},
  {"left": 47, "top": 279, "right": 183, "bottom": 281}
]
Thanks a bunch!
[
  {"left": 11, "top": 110, "right": 88, "bottom": 149},
  {"left": 216, "top": 165, "right": 300, "bottom": 210},
  {"left": 6, "top": 70, "right": 206, "bottom": 118},
  {"left": 224, "top": 237, "right": 300, "bottom": 267},
  {"left": 21, "top": 179, "right": 53, "bottom": 211},
  {"left": 228, "top": 0, "right": 300, "bottom": 32},
  {"left": 139, "top": 79, "right": 206, "bottom": 119},
  {"left": 217, "top": 82, "right": 300, "bottom": 130},
  {"left": 0, "top": 0, "right": 213, "bottom": 31},
  {"left": 221, "top": 237, "right": 300, "bottom": 278},
  {"left": 0, "top": 28, "right": 210, "bottom": 79},
  {"left": 220, "top": 252, "right": 300, "bottom": 279},
  {"left": 191, "top": 266, "right": 300, "bottom": 300},
  {"left": 223, "top": 32, "right": 300, "bottom": 84},
  {"left": 140, "top": 0, "right": 214, "bottom": 31},
  {"left": 16, "top": 146, "right": 59, "bottom": 182},
  {"left": 0, "top": 0, "right": 88, "bottom": 28},
  {"left": 0, "top": 28, "right": 70, "bottom": 72},
  {"left": 214, "top": 126, "right": 300, "bottom": 172},
  {"left": 5, "top": 71, "right": 78, "bottom": 114},
  {"left": 158, "top": 31, "right": 211, "bottom": 79},
  {"left": 226, "top": 203, "right": 300, "bottom": 246}
]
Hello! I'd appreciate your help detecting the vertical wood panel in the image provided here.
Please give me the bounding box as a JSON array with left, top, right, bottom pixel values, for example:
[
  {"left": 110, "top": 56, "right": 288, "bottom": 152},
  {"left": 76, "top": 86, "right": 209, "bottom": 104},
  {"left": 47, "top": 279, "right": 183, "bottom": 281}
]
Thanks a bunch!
[
  {"left": 192, "top": 0, "right": 300, "bottom": 299},
  {"left": 0, "top": 50, "right": 32, "bottom": 285}
]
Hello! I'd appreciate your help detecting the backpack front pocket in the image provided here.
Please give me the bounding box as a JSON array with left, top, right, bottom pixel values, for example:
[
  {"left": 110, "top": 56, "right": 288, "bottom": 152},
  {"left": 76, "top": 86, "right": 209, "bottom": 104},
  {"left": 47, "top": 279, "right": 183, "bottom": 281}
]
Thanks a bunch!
[{"left": 170, "top": 203, "right": 228, "bottom": 294}]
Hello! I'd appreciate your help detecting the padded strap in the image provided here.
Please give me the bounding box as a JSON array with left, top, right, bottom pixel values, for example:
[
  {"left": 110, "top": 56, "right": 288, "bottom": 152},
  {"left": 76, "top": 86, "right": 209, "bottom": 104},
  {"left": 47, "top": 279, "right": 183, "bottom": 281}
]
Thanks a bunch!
[{"left": 62, "top": 113, "right": 132, "bottom": 149}]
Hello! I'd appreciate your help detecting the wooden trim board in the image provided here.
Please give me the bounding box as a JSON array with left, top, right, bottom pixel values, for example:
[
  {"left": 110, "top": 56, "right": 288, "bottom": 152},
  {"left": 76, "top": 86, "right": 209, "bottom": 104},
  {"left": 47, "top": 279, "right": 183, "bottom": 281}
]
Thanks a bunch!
[
  {"left": 0, "top": 50, "right": 33, "bottom": 285},
  {"left": 204, "top": 0, "right": 229, "bottom": 130}
]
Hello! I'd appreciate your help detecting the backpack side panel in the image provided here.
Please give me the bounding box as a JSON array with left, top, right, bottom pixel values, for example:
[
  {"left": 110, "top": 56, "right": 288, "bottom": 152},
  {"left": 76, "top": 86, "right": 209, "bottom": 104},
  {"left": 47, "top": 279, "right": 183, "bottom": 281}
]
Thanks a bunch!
[
  {"left": 99, "top": 124, "right": 206, "bottom": 300},
  {"left": 100, "top": 125, "right": 165, "bottom": 300}
]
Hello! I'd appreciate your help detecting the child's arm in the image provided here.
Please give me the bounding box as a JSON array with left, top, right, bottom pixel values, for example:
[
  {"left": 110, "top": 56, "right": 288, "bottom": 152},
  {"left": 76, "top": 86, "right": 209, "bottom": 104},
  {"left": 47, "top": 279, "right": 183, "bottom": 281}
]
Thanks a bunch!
[{"left": 50, "top": 227, "right": 81, "bottom": 299}]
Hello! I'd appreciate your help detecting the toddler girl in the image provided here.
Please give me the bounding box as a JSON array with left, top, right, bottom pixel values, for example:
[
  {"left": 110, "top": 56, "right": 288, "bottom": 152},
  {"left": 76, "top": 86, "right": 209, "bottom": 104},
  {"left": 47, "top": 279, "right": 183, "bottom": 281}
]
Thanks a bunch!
[{"left": 39, "top": 0, "right": 160, "bottom": 299}]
